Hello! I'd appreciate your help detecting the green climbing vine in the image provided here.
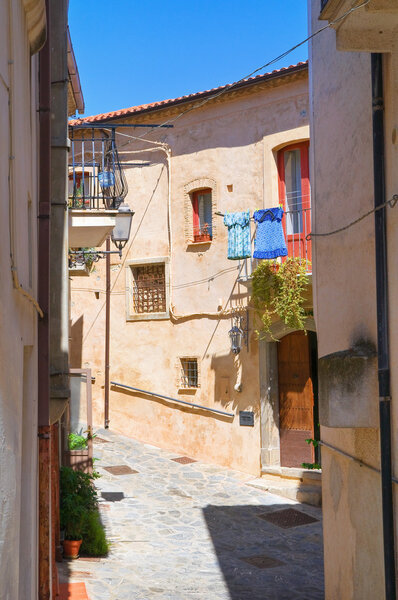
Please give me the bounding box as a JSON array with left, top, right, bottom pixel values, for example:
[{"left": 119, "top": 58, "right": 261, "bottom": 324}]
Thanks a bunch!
[{"left": 252, "top": 258, "right": 310, "bottom": 338}]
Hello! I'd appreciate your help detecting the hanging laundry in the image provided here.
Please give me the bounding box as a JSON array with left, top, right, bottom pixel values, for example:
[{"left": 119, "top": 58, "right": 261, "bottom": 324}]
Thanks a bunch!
[
  {"left": 253, "top": 207, "right": 288, "bottom": 259},
  {"left": 223, "top": 210, "right": 251, "bottom": 260}
]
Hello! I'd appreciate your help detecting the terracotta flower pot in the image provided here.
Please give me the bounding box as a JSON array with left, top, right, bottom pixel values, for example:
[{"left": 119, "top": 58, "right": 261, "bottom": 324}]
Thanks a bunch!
[
  {"left": 62, "top": 538, "right": 82, "bottom": 559},
  {"left": 270, "top": 263, "right": 280, "bottom": 274}
]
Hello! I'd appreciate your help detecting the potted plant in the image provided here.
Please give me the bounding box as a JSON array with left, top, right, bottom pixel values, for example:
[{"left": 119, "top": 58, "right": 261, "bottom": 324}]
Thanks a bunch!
[
  {"left": 193, "top": 223, "right": 212, "bottom": 242},
  {"left": 60, "top": 466, "right": 98, "bottom": 559},
  {"left": 61, "top": 500, "right": 85, "bottom": 558}
]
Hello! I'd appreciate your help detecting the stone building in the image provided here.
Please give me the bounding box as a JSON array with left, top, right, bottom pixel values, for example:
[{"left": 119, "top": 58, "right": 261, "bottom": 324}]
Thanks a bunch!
[
  {"left": 69, "top": 61, "right": 320, "bottom": 503},
  {"left": 309, "top": 0, "right": 398, "bottom": 597},
  {"left": 0, "top": 1, "right": 83, "bottom": 597}
]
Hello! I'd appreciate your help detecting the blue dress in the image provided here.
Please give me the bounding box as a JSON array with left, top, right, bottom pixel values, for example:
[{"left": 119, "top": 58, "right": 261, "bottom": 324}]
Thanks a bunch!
[
  {"left": 223, "top": 210, "right": 251, "bottom": 260},
  {"left": 253, "top": 207, "right": 288, "bottom": 259}
]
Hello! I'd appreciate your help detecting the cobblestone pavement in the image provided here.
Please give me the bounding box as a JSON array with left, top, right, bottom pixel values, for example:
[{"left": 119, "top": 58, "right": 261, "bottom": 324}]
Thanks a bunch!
[{"left": 60, "top": 429, "right": 324, "bottom": 600}]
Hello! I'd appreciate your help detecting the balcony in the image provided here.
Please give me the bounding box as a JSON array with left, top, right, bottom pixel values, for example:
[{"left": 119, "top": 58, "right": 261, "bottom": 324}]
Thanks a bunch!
[
  {"left": 320, "top": 0, "right": 398, "bottom": 52},
  {"left": 68, "top": 126, "right": 128, "bottom": 247}
]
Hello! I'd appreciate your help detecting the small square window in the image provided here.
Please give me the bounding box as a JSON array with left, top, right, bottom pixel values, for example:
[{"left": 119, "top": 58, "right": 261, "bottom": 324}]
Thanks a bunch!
[
  {"left": 191, "top": 189, "right": 212, "bottom": 242},
  {"left": 180, "top": 358, "right": 199, "bottom": 389},
  {"left": 126, "top": 258, "right": 169, "bottom": 321}
]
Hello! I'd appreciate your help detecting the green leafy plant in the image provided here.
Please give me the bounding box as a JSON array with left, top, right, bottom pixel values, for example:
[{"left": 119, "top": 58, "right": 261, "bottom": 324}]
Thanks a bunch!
[
  {"left": 81, "top": 510, "right": 110, "bottom": 556},
  {"left": 252, "top": 258, "right": 310, "bottom": 338},
  {"left": 81, "top": 248, "right": 97, "bottom": 271},
  {"left": 68, "top": 428, "right": 97, "bottom": 451},
  {"left": 60, "top": 467, "right": 99, "bottom": 540},
  {"left": 301, "top": 438, "right": 321, "bottom": 470},
  {"left": 68, "top": 431, "right": 88, "bottom": 450},
  {"left": 302, "top": 462, "right": 321, "bottom": 470}
]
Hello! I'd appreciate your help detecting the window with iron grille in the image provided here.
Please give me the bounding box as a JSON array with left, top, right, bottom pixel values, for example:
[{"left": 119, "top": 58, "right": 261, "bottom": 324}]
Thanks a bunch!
[
  {"left": 180, "top": 358, "right": 199, "bottom": 388},
  {"left": 126, "top": 257, "right": 169, "bottom": 321},
  {"left": 132, "top": 264, "right": 166, "bottom": 313}
]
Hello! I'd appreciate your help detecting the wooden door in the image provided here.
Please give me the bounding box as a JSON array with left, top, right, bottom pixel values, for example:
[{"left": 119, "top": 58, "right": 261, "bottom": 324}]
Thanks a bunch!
[{"left": 278, "top": 331, "right": 314, "bottom": 468}]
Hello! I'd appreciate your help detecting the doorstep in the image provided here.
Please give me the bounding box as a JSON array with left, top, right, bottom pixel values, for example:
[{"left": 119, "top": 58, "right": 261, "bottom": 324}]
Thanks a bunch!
[
  {"left": 262, "top": 465, "right": 322, "bottom": 485},
  {"left": 59, "top": 582, "right": 90, "bottom": 600},
  {"left": 246, "top": 466, "right": 322, "bottom": 507}
]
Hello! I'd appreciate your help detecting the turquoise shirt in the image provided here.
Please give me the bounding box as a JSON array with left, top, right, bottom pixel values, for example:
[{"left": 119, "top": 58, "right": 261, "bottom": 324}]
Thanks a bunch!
[{"left": 224, "top": 210, "right": 251, "bottom": 260}]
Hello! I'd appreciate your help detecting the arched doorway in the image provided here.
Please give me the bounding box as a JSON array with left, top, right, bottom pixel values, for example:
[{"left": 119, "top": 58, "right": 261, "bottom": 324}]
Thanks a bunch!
[{"left": 277, "top": 330, "right": 319, "bottom": 468}]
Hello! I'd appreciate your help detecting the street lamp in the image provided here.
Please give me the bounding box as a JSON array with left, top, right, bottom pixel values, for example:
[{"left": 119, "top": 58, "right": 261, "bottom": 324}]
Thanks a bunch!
[
  {"left": 229, "top": 324, "right": 243, "bottom": 354},
  {"left": 111, "top": 202, "right": 134, "bottom": 256}
]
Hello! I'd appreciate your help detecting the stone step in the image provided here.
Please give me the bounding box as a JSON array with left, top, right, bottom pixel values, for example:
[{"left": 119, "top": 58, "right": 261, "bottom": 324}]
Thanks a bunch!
[
  {"left": 247, "top": 475, "right": 322, "bottom": 507},
  {"left": 262, "top": 465, "right": 322, "bottom": 487}
]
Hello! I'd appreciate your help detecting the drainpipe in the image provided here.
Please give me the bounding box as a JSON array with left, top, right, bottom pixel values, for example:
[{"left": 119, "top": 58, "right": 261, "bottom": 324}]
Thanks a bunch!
[
  {"left": 371, "top": 52, "right": 396, "bottom": 600},
  {"left": 38, "top": 0, "right": 51, "bottom": 597},
  {"left": 104, "top": 236, "right": 111, "bottom": 428}
]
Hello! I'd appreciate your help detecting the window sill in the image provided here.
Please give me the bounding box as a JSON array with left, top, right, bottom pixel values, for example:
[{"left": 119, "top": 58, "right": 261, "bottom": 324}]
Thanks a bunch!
[
  {"left": 126, "top": 310, "right": 169, "bottom": 322},
  {"left": 178, "top": 387, "right": 199, "bottom": 393},
  {"left": 187, "top": 240, "right": 212, "bottom": 247}
]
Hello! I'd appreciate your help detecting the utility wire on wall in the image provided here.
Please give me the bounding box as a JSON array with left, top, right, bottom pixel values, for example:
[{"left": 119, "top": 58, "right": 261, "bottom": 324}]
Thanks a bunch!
[{"left": 307, "top": 195, "right": 398, "bottom": 239}]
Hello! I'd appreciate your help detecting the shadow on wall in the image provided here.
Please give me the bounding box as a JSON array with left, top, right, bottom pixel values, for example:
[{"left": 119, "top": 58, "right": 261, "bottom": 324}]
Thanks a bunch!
[
  {"left": 202, "top": 503, "right": 324, "bottom": 600},
  {"left": 70, "top": 314, "right": 84, "bottom": 368},
  {"left": 210, "top": 350, "right": 259, "bottom": 416}
]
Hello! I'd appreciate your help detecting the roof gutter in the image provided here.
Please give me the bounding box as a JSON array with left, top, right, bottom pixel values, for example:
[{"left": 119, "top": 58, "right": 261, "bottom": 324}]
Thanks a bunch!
[{"left": 66, "top": 26, "right": 84, "bottom": 114}]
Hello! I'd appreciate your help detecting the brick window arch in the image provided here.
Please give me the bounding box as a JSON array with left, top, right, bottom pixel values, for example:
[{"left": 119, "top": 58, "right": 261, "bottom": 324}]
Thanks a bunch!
[{"left": 183, "top": 178, "right": 217, "bottom": 244}]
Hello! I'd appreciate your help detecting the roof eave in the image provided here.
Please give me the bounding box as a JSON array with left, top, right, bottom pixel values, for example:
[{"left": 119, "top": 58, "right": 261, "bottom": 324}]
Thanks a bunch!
[{"left": 77, "top": 62, "right": 308, "bottom": 125}]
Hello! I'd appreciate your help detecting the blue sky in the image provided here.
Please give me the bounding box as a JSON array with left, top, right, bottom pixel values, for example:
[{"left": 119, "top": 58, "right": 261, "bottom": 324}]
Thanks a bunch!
[{"left": 68, "top": 1, "right": 308, "bottom": 118}]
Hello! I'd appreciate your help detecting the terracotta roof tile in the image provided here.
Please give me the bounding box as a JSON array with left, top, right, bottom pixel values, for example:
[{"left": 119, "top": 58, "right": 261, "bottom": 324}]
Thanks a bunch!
[{"left": 69, "top": 61, "right": 308, "bottom": 126}]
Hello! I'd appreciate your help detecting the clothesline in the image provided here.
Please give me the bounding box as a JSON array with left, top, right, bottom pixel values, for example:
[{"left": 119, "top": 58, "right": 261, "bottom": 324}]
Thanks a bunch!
[
  {"left": 222, "top": 207, "right": 288, "bottom": 261},
  {"left": 215, "top": 209, "right": 280, "bottom": 221},
  {"left": 215, "top": 211, "right": 255, "bottom": 221}
]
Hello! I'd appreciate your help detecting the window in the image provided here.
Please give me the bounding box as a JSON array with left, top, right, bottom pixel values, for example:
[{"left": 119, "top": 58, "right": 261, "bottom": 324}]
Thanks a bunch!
[
  {"left": 277, "top": 142, "right": 311, "bottom": 263},
  {"left": 132, "top": 264, "right": 166, "bottom": 313},
  {"left": 183, "top": 178, "right": 217, "bottom": 244},
  {"left": 192, "top": 189, "right": 212, "bottom": 242},
  {"left": 126, "top": 257, "right": 169, "bottom": 321},
  {"left": 68, "top": 170, "right": 92, "bottom": 208},
  {"left": 180, "top": 358, "right": 199, "bottom": 389}
]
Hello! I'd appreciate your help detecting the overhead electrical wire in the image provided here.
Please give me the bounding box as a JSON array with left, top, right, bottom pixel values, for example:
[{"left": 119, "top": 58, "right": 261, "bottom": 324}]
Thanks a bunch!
[
  {"left": 103, "top": 0, "right": 371, "bottom": 151},
  {"left": 74, "top": 0, "right": 372, "bottom": 335}
]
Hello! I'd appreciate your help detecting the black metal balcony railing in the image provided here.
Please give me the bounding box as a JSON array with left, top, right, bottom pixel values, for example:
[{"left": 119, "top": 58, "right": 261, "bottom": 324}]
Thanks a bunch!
[{"left": 69, "top": 127, "right": 128, "bottom": 210}]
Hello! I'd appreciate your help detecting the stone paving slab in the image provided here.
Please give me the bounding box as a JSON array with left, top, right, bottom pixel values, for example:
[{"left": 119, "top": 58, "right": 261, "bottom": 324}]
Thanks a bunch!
[{"left": 60, "top": 429, "right": 324, "bottom": 599}]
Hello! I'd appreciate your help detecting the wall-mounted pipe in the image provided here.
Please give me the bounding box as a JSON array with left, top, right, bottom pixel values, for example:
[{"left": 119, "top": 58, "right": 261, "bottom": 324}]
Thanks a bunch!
[
  {"left": 110, "top": 381, "right": 235, "bottom": 418},
  {"left": 38, "top": 0, "right": 51, "bottom": 596},
  {"left": 371, "top": 52, "right": 396, "bottom": 600},
  {"left": 104, "top": 236, "right": 110, "bottom": 429}
]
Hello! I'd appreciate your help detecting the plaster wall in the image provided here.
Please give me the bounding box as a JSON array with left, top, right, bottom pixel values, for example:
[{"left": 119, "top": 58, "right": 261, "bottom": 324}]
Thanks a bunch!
[
  {"left": 0, "top": 1, "right": 41, "bottom": 598},
  {"left": 70, "top": 76, "right": 309, "bottom": 476},
  {"left": 309, "top": 0, "right": 398, "bottom": 596}
]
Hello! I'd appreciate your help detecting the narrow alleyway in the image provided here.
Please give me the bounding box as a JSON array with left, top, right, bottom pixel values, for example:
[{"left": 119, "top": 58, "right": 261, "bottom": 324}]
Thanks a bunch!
[{"left": 60, "top": 430, "right": 324, "bottom": 599}]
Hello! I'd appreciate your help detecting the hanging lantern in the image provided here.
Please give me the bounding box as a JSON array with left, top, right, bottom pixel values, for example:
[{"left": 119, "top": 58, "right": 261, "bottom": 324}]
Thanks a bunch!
[
  {"left": 229, "top": 324, "right": 243, "bottom": 354},
  {"left": 111, "top": 203, "right": 134, "bottom": 255}
]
